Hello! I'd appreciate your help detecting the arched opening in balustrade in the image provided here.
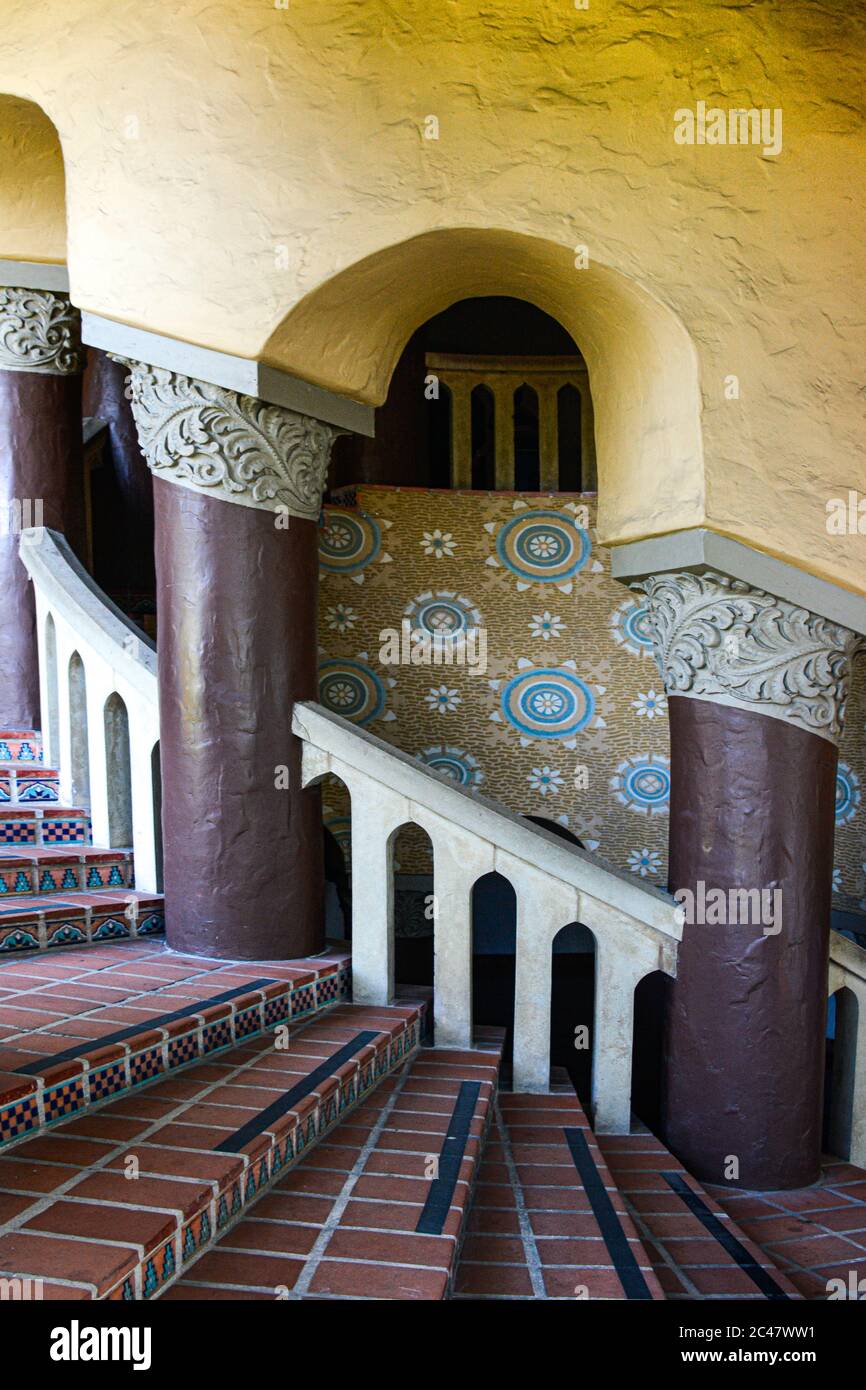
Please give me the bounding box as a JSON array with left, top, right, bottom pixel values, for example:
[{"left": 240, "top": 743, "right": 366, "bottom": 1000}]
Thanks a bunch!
[
  {"left": 557, "top": 383, "right": 582, "bottom": 491},
  {"left": 103, "top": 692, "right": 133, "bottom": 847},
  {"left": 470, "top": 383, "right": 495, "bottom": 490},
  {"left": 550, "top": 920, "right": 597, "bottom": 1101},
  {"left": 825, "top": 985, "right": 859, "bottom": 1160},
  {"left": 392, "top": 821, "right": 435, "bottom": 1001},
  {"left": 44, "top": 613, "right": 59, "bottom": 761},
  {"left": 471, "top": 871, "right": 517, "bottom": 1066},
  {"left": 67, "top": 652, "right": 90, "bottom": 808},
  {"left": 319, "top": 771, "right": 352, "bottom": 942},
  {"left": 150, "top": 741, "right": 164, "bottom": 892},
  {"left": 631, "top": 970, "right": 672, "bottom": 1132},
  {"left": 513, "top": 384, "right": 540, "bottom": 491}
]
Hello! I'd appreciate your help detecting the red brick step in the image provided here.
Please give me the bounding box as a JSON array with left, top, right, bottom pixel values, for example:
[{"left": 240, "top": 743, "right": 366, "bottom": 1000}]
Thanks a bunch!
[
  {"left": 165, "top": 1038, "right": 502, "bottom": 1300},
  {"left": 0, "top": 999, "right": 423, "bottom": 1298},
  {"left": 0, "top": 846, "right": 131, "bottom": 896},
  {"left": 705, "top": 1155, "right": 866, "bottom": 1300},
  {"left": 454, "top": 1092, "right": 664, "bottom": 1300},
  {"left": 0, "top": 889, "right": 165, "bottom": 955},
  {"left": 0, "top": 939, "right": 350, "bottom": 1149}
]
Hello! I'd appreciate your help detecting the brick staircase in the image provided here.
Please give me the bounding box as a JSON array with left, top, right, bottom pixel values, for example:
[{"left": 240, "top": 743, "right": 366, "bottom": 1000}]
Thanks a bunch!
[
  {"left": 0, "top": 728, "right": 862, "bottom": 1302},
  {"left": 0, "top": 728, "right": 164, "bottom": 955},
  {"left": 1, "top": 917, "right": 864, "bottom": 1301},
  {"left": 166, "top": 1036, "right": 501, "bottom": 1299}
]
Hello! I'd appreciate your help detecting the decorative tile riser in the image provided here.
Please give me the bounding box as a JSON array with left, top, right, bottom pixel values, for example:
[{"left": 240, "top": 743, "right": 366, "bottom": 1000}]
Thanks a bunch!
[
  {"left": 0, "top": 966, "right": 350, "bottom": 1150},
  {"left": 0, "top": 739, "right": 43, "bottom": 762},
  {"left": 0, "top": 860, "right": 131, "bottom": 897},
  {"left": 116, "top": 1016, "right": 421, "bottom": 1301},
  {"left": 0, "top": 772, "right": 60, "bottom": 803},
  {"left": 0, "top": 814, "right": 91, "bottom": 846},
  {"left": 0, "top": 907, "right": 165, "bottom": 955}
]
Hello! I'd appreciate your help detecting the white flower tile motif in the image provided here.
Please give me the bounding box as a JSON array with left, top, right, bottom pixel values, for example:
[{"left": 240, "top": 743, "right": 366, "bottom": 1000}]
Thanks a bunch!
[
  {"left": 631, "top": 689, "right": 667, "bottom": 720},
  {"left": 628, "top": 847, "right": 662, "bottom": 877},
  {"left": 527, "top": 766, "right": 563, "bottom": 796},
  {"left": 420, "top": 529, "right": 456, "bottom": 559},
  {"left": 325, "top": 603, "right": 357, "bottom": 633},
  {"left": 529, "top": 611, "right": 565, "bottom": 640},
  {"left": 425, "top": 684, "right": 461, "bottom": 714}
]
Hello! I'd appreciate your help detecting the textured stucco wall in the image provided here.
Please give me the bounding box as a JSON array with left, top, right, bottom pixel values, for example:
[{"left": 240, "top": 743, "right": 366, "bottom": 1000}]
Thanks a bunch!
[{"left": 0, "top": 1, "right": 863, "bottom": 591}]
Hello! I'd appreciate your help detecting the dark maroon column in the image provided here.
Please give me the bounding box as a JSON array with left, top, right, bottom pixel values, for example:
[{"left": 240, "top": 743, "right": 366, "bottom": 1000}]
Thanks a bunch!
[
  {"left": 83, "top": 348, "right": 154, "bottom": 593},
  {"left": 662, "top": 696, "right": 836, "bottom": 1190},
  {"left": 0, "top": 369, "right": 85, "bottom": 726},
  {"left": 154, "top": 476, "right": 323, "bottom": 959}
]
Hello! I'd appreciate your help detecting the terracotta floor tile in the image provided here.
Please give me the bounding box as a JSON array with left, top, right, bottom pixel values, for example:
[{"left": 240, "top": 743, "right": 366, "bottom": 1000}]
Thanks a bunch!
[
  {"left": 455, "top": 1262, "right": 534, "bottom": 1296},
  {"left": 185, "top": 1249, "right": 303, "bottom": 1289},
  {"left": 23, "top": 1198, "right": 175, "bottom": 1250},
  {"left": 309, "top": 1259, "right": 448, "bottom": 1300},
  {"left": 0, "top": 1230, "right": 138, "bottom": 1295},
  {"left": 217, "top": 1219, "right": 319, "bottom": 1257}
]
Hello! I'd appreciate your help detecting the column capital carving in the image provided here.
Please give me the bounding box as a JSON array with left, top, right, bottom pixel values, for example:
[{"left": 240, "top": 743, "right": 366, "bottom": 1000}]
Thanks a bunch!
[
  {"left": 0, "top": 287, "right": 84, "bottom": 375},
  {"left": 115, "top": 359, "right": 340, "bottom": 520},
  {"left": 636, "top": 569, "right": 864, "bottom": 745}
]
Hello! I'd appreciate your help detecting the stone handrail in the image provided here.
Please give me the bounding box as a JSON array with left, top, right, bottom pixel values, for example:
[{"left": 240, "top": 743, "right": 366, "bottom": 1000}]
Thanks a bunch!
[
  {"left": 18, "top": 527, "right": 161, "bottom": 892},
  {"left": 293, "top": 699, "right": 683, "bottom": 1132}
]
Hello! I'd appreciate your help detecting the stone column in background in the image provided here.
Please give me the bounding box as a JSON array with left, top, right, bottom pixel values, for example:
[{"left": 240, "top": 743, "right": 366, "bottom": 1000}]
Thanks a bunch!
[
  {"left": 0, "top": 287, "right": 85, "bottom": 726},
  {"left": 83, "top": 347, "right": 155, "bottom": 594},
  {"left": 121, "top": 360, "right": 337, "bottom": 960},
  {"left": 640, "top": 569, "right": 861, "bottom": 1190}
]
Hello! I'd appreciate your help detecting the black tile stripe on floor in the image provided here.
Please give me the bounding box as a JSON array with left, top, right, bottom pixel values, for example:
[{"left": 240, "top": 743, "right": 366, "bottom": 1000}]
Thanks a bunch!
[
  {"left": 416, "top": 1080, "right": 482, "bottom": 1236},
  {"left": 564, "top": 1127, "right": 654, "bottom": 1300},
  {"left": 14, "top": 979, "right": 281, "bottom": 1072},
  {"left": 662, "top": 1172, "right": 791, "bottom": 1300},
  {"left": 214, "top": 1028, "right": 381, "bottom": 1154}
]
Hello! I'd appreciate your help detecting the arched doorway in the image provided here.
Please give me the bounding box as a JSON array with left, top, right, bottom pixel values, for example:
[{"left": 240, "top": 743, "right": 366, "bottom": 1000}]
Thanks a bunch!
[
  {"left": 471, "top": 871, "right": 517, "bottom": 1069},
  {"left": 392, "top": 820, "right": 436, "bottom": 991},
  {"left": 631, "top": 970, "right": 673, "bottom": 1133},
  {"left": 319, "top": 771, "right": 352, "bottom": 943},
  {"left": 268, "top": 226, "right": 705, "bottom": 547},
  {"left": 550, "top": 921, "right": 597, "bottom": 1101}
]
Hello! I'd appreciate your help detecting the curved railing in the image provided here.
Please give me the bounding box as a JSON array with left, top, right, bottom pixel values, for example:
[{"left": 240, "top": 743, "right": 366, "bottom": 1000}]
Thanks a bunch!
[
  {"left": 293, "top": 700, "right": 683, "bottom": 1133},
  {"left": 19, "top": 528, "right": 161, "bottom": 892}
]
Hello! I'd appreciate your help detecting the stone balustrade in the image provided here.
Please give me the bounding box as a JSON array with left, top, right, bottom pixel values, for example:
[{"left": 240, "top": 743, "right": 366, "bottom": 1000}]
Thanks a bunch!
[
  {"left": 18, "top": 527, "right": 161, "bottom": 892},
  {"left": 426, "top": 353, "right": 597, "bottom": 491},
  {"left": 293, "top": 699, "right": 682, "bottom": 1133}
]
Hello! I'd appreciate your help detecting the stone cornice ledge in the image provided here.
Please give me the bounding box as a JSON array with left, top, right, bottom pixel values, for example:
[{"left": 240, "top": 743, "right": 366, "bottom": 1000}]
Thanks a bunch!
[
  {"left": 83, "top": 311, "right": 374, "bottom": 438},
  {"left": 610, "top": 528, "right": 866, "bottom": 638},
  {"left": 0, "top": 259, "right": 69, "bottom": 294}
]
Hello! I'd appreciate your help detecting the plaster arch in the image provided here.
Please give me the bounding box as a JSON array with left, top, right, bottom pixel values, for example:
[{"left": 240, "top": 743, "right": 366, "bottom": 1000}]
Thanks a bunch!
[
  {"left": 0, "top": 95, "right": 67, "bottom": 264},
  {"left": 265, "top": 228, "right": 704, "bottom": 546}
]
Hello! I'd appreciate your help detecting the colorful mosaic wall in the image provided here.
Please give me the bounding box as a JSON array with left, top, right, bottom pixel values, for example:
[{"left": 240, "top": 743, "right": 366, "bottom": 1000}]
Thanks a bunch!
[
  {"left": 836, "top": 656, "right": 866, "bottom": 914},
  {"left": 318, "top": 487, "right": 669, "bottom": 883},
  {"left": 317, "top": 486, "right": 866, "bottom": 910}
]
